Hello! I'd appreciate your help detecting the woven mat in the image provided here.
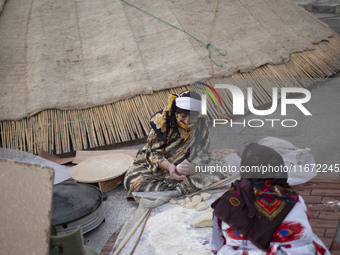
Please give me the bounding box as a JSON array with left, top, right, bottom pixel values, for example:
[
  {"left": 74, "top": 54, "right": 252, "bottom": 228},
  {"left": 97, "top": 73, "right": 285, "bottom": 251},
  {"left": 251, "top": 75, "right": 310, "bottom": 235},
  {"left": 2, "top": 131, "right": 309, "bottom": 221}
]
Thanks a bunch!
[{"left": 0, "top": 0, "right": 333, "bottom": 120}]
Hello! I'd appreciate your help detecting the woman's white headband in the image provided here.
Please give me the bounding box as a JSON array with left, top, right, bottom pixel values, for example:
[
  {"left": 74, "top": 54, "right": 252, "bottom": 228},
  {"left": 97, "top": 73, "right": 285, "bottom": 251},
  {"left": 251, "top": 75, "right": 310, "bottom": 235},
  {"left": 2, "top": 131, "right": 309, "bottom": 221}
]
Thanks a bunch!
[{"left": 175, "top": 97, "right": 201, "bottom": 112}]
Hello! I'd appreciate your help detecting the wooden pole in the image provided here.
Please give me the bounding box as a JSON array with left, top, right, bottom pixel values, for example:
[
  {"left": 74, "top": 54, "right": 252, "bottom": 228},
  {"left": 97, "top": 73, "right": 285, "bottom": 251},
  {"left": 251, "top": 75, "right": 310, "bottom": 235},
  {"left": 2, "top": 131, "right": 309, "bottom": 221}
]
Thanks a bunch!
[{"left": 112, "top": 208, "right": 152, "bottom": 255}]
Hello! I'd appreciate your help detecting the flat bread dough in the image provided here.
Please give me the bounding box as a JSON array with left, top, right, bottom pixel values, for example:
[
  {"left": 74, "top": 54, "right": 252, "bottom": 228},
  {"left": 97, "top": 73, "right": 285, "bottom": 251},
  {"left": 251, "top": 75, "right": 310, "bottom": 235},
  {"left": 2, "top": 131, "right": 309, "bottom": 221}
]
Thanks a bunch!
[
  {"left": 71, "top": 153, "right": 133, "bottom": 182},
  {"left": 196, "top": 202, "right": 209, "bottom": 211},
  {"left": 192, "top": 195, "right": 202, "bottom": 205},
  {"left": 200, "top": 193, "right": 211, "bottom": 201},
  {"left": 191, "top": 210, "right": 213, "bottom": 228}
]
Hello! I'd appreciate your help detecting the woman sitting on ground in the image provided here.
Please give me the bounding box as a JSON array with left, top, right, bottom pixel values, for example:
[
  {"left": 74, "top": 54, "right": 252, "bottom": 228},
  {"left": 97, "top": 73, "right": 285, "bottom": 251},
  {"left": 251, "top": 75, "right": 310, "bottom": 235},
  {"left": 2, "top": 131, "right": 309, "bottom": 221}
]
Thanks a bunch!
[
  {"left": 124, "top": 91, "right": 227, "bottom": 195},
  {"left": 210, "top": 143, "right": 329, "bottom": 255}
]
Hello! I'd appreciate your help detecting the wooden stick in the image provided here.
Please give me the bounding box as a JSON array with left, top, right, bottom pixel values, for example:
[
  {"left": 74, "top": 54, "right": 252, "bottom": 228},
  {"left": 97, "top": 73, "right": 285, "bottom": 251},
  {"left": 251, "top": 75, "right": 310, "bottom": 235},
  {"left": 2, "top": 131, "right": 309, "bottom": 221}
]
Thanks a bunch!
[
  {"left": 133, "top": 96, "right": 149, "bottom": 135},
  {"left": 105, "top": 104, "right": 119, "bottom": 143},
  {"left": 113, "top": 208, "right": 152, "bottom": 255},
  {"left": 101, "top": 106, "right": 114, "bottom": 144},
  {"left": 68, "top": 111, "right": 78, "bottom": 151},
  {"left": 79, "top": 110, "right": 88, "bottom": 149},
  {"left": 130, "top": 208, "right": 152, "bottom": 255}
]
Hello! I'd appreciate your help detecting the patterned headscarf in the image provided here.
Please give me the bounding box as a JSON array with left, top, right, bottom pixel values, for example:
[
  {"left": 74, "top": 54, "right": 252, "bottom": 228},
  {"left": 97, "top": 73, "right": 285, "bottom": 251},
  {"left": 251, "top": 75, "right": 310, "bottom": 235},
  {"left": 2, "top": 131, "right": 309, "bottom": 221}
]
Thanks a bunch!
[
  {"left": 212, "top": 143, "right": 299, "bottom": 251},
  {"left": 150, "top": 91, "right": 201, "bottom": 141}
]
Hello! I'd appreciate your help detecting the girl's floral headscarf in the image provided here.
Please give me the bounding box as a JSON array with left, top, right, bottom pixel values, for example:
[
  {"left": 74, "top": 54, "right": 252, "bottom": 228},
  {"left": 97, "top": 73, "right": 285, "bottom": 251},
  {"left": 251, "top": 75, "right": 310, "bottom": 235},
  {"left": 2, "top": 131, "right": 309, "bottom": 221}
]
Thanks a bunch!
[
  {"left": 150, "top": 91, "right": 201, "bottom": 141},
  {"left": 211, "top": 143, "right": 299, "bottom": 251}
]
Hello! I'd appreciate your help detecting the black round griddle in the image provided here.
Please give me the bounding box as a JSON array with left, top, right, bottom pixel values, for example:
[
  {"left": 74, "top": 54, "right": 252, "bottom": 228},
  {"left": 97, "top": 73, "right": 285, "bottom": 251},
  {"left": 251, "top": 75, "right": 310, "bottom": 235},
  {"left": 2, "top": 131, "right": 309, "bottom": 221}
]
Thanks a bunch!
[{"left": 52, "top": 180, "right": 103, "bottom": 227}]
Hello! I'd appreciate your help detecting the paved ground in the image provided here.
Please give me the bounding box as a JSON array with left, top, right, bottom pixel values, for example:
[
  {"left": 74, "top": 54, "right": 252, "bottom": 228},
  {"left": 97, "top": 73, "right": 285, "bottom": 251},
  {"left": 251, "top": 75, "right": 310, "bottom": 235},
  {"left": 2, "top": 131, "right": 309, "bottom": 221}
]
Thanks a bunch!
[
  {"left": 294, "top": 0, "right": 340, "bottom": 13},
  {"left": 83, "top": 10, "right": 340, "bottom": 254}
]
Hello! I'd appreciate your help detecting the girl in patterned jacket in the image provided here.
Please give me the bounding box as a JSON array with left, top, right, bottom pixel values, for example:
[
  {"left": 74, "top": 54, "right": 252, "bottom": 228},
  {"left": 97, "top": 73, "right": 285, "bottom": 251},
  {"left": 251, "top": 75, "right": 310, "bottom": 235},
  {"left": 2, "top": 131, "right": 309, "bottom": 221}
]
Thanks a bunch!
[{"left": 210, "top": 143, "right": 330, "bottom": 255}]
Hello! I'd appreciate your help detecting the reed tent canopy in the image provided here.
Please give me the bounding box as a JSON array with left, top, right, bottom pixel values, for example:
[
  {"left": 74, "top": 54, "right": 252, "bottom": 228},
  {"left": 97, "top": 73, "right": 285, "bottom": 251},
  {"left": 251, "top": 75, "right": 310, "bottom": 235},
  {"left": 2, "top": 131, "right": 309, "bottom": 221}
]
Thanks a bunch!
[{"left": 0, "top": 0, "right": 339, "bottom": 154}]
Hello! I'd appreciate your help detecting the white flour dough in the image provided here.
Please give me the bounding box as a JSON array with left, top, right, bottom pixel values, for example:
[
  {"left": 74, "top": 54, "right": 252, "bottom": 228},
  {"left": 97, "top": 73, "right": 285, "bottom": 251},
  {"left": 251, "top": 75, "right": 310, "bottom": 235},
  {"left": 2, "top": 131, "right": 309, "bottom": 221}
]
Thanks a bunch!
[
  {"left": 200, "top": 193, "right": 211, "bottom": 201},
  {"left": 196, "top": 202, "right": 209, "bottom": 211},
  {"left": 191, "top": 210, "right": 213, "bottom": 228}
]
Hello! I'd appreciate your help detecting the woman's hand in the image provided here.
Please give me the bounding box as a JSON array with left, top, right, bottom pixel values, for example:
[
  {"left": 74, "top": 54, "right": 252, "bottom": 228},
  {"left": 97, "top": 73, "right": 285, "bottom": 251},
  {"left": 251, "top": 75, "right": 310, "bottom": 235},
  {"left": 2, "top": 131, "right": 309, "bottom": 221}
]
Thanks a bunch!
[
  {"left": 176, "top": 159, "right": 196, "bottom": 176},
  {"left": 159, "top": 160, "right": 187, "bottom": 181},
  {"left": 169, "top": 164, "right": 187, "bottom": 181}
]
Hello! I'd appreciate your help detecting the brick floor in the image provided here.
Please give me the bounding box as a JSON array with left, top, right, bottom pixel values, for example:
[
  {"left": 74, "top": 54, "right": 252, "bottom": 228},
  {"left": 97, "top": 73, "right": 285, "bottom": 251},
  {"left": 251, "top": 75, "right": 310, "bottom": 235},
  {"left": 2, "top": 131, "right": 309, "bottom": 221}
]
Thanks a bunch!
[{"left": 294, "top": 177, "right": 340, "bottom": 250}]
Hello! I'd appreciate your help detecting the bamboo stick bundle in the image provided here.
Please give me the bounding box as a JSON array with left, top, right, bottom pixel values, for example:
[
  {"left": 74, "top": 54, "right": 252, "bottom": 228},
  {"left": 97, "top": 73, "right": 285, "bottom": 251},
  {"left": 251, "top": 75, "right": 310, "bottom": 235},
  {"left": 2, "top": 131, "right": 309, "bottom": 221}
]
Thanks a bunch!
[
  {"left": 80, "top": 110, "right": 89, "bottom": 150},
  {"left": 140, "top": 94, "right": 157, "bottom": 117},
  {"left": 12, "top": 121, "right": 17, "bottom": 150},
  {"left": 112, "top": 103, "right": 126, "bottom": 143},
  {"left": 250, "top": 69, "right": 277, "bottom": 101},
  {"left": 0, "top": 122, "right": 4, "bottom": 149},
  {"left": 68, "top": 111, "right": 82, "bottom": 151},
  {"left": 74, "top": 110, "right": 85, "bottom": 150},
  {"left": 143, "top": 93, "right": 160, "bottom": 115},
  {"left": 11, "top": 121, "right": 17, "bottom": 151},
  {"left": 58, "top": 111, "right": 65, "bottom": 153},
  {"left": 84, "top": 109, "right": 99, "bottom": 148},
  {"left": 153, "top": 90, "right": 168, "bottom": 109},
  {"left": 129, "top": 100, "right": 145, "bottom": 139},
  {"left": 47, "top": 111, "right": 52, "bottom": 152},
  {"left": 48, "top": 111, "right": 54, "bottom": 153},
  {"left": 97, "top": 106, "right": 111, "bottom": 145},
  {"left": 5, "top": 122, "right": 10, "bottom": 150},
  {"left": 125, "top": 100, "right": 140, "bottom": 140},
  {"left": 116, "top": 101, "right": 130, "bottom": 142},
  {"left": 102, "top": 106, "right": 114, "bottom": 145},
  {"left": 132, "top": 96, "right": 150, "bottom": 135},
  {"left": 105, "top": 104, "right": 120, "bottom": 144},
  {"left": 27, "top": 117, "right": 34, "bottom": 154},
  {"left": 53, "top": 110, "right": 62, "bottom": 154},
  {"left": 67, "top": 111, "right": 77, "bottom": 151},
  {"left": 53, "top": 111, "right": 61, "bottom": 154},
  {"left": 60, "top": 111, "right": 69, "bottom": 153},
  {"left": 37, "top": 112, "right": 43, "bottom": 152},
  {"left": 101, "top": 106, "right": 116, "bottom": 144},
  {"left": 14, "top": 121, "right": 21, "bottom": 151},
  {"left": 7, "top": 121, "right": 13, "bottom": 151},
  {"left": 17, "top": 120, "right": 24, "bottom": 151},
  {"left": 34, "top": 114, "right": 41, "bottom": 153},
  {"left": 91, "top": 107, "right": 105, "bottom": 146},
  {"left": 113, "top": 102, "right": 128, "bottom": 142},
  {"left": 99, "top": 106, "right": 114, "bottom": 145},
  {"left": 7, "top": 121, "right": 12, "bottom": 150},
  {"left": 118, "top": 100, "right": 135, "bottom": 141},
  {"left": 43, "top": 111, "right": 49, "bottom": 152},
  {"left": 40, "top": 111, "right": 46, "bottom": 152},
  {"left": 22, "top": 119, "right": 27, "bottom": 152},
  {"left": 9, "top": 121, "right": 15, "bottom": 151},
  {"left": 125, "top": 98, "right": 143, "bottom": 139},
  {"left": 80, "top": 110, "right": 90, "bottom": 149},
  {"left": 254, "top": 69, "right": 282, "bottom": 98},
  {"left": 46, "top": 111, "right": 51, "bottom": 152}
]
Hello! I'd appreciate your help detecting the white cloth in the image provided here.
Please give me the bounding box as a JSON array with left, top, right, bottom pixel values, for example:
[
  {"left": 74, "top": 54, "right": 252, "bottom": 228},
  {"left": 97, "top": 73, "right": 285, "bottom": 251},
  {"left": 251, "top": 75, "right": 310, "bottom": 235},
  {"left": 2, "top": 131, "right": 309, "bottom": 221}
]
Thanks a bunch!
[
  {"left": 210, "top": 196, "right": 330, "bottom": 255},
  {"left": 175, "top": 97, "right": 201, "bottom": 112},
  {"left": 258, "top": 137, "right": 317, "bottom": 185}
]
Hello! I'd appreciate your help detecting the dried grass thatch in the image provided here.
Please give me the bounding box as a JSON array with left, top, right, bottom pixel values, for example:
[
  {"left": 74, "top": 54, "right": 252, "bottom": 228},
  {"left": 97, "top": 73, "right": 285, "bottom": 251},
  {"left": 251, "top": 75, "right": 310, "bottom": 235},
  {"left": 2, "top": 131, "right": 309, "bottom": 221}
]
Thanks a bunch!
[{"left": 1, "top": 34, "right": 339, "bottom": 154}]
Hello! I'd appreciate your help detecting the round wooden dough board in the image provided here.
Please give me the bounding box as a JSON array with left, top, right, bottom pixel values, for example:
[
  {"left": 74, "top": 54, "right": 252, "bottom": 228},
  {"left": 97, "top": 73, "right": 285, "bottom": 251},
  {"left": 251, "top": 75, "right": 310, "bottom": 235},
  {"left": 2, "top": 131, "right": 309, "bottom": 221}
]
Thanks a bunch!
[{"left": 71, "top": 153, "right": 134, "bottom": 183}]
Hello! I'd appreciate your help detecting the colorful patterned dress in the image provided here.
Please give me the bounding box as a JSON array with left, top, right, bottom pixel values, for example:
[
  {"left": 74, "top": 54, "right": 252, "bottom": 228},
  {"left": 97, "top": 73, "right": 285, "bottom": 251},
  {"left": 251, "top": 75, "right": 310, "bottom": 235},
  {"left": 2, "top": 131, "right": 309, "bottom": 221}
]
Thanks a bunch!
[
  {"left": 123, "top": 118, "right": 228, "bottom": 194},
  {"left": 210, "top": 196, "right": 330, "bottom": 255}
]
